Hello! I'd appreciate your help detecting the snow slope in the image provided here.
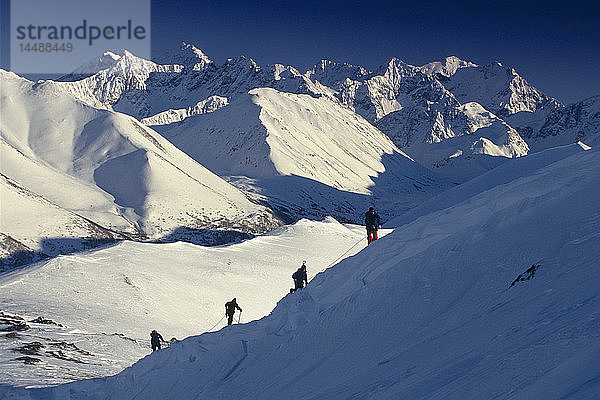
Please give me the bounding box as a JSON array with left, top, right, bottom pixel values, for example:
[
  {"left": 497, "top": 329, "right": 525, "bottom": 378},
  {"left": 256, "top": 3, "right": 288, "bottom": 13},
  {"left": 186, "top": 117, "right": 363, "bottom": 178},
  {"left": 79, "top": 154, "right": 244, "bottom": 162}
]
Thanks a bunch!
[
  {"left": 4, "top": 136, "right": 599, "bottom": 399},
  {"left": 160, "top": 87, "right": 451, "bottom": 222},
  {"left": 0, "top": 70, "right": 280, "bottom": 264},
  {"left": 0, "top": 218, "right": 379, "bottom": 387},
  {"left": 386, "top": 142, "right": 590, "bottom": 228},
  {"left": 0, "top": 174, "right": 121, "bottom": 271}
]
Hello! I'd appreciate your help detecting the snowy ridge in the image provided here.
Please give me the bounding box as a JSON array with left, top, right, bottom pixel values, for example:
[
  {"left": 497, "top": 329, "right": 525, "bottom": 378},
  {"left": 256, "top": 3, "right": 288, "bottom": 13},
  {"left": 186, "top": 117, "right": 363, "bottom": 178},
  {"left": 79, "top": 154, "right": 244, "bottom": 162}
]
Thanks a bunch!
[
  {"left": 307, "top": 59, "right": 370, "bottom": 90},
  {"left": 55, "top": 50, "right": 177, "bottom": 111},
  {"left": 0, "top": 218, "right": 374, "bottom": 387},
  {"left": 386, "top": 142, "right": 590, "bottom": 228},
  {"left": 416, "top": 55, "right": 477, "bottom": 77},
  {"left": 0, "top": 173, "right": 122, "bottom": 270},
  {"left": 160, "top": 87, "right": 451, "bottom": 222},
  {"left": 140, "top": 95, "right": 229, "bottom": 126},
  {"left": 162, "top": 88, "right": 403, "bottom": 191},
  {"left": 528, "top": 95, "right": 600, "bottom": 150},
  {"left": 55, "top": 49, "right": 332, "bottom": 123},
  {"left": 6, "top": 140, "right": 599, "bottom": 399},
  {"left": 59, "top": 50, "right": 125, "bottom": 81},
  {"left": 153, "top": 42, "right": 212, "bottom": 70},
  {"left": 443, "top": 61, "right": 559, "bottom": 117},
  {"left": 312, "top": 57, "right": 534, "bottom": 180}
]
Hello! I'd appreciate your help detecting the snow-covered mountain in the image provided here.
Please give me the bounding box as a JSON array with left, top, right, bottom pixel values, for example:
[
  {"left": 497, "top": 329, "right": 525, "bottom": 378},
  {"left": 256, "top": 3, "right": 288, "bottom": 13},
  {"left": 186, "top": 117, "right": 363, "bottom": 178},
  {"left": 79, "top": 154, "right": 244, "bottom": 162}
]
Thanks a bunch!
[
  {"left": 521, "top": 95, "right": 600, "bottom": 151},
  {"left": 139, "top": 95, "right": 229, "bottom": 126},
  {"left": 2, "top": 40, "right": 600, "bottom": 397},
  {"left": 440, "top": 60, "right": 558, "bottom": 117},
  {"left": 3, "top": 137, "right": 597, "bottom": 399},
  {"left": 159, "top": 87, "right": 451, "bottom": 222},
  {"left": 322, "top": 56, "right": 556, "bottom": 123},
  {"left": 417, "top": 55, "right": 477, "bottom": 77},
  {"left": 0, "top": 173, "right": 122, "bottom": 271},
  {"left": 0, "top": 70, "right": 280, "bottom": 266},
  {"left": 3, "top": 44, "right": 597, "bottom": 266},
  {"left": 152, "top": 42, "right": 212, "bottom": 71},
  {"left": 55, "top": 46, "right": 598, "bottom": 183},
  {"left": 371, "top": 81, "right": 529, "bottom": 180},
  {"left": 310, "top": 57, "right": 542, "bottom": 178},
  {"left": 56, "top": 44, "right": 331, "bottom": 125}
]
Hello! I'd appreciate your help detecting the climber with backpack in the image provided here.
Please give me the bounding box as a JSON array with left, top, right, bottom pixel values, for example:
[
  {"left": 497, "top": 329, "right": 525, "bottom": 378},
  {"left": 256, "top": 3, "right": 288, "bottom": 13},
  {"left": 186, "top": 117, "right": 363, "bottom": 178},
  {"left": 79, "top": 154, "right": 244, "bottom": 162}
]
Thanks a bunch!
[
  {"left": 225, "top": 298, "right": 242, "bottom": 326},
  {"left": 290, "top": 261, "right": 308, "bottom": 293},
  {"left": 150, "top": 329, "right": 165, "bottom": 351},
  {"left": 365, "top": 207, "right": 381, "bottom": 244}
]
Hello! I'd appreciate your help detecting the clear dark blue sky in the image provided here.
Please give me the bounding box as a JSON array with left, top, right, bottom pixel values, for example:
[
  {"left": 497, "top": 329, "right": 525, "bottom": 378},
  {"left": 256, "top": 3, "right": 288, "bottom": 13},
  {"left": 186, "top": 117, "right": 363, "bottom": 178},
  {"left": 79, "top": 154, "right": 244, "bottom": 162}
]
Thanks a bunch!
[{"left": 151, "top": 0, "right": 599, "bottom": 104}]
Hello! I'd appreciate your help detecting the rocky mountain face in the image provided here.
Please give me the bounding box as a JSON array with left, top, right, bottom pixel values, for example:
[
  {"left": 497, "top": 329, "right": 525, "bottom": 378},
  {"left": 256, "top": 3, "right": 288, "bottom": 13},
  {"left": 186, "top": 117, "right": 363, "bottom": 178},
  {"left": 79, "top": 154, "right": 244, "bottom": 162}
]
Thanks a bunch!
[
  {"left": 440, "top": 61, "right": 558, "bottom": 117},
  {"left": 303, "top": 55, "right": 596, "bottom": 180},
  {"left": 56, "top": 44, "right": 331, "bottom": 125},
  {"left": 306, "top": 57, "right": 531, "bottom": 179}
]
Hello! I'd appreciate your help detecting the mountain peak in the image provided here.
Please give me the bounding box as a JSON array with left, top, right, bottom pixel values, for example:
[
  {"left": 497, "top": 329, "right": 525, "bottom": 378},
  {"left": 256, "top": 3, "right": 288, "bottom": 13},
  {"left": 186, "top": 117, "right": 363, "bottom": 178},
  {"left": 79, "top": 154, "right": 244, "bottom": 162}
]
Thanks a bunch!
[
  {"left": 59, "top": 50, "right": 127, "bottom": 80},
  {"left": 375, "top": 57, "right": 416, "bottom": 77},
  {"left": 418, "top": 56, "right": 477, "bottom": 77},
  {"left": 311, "top": 59, "right": 368, "bottom": 74},
  {"left": 307, "top": 59, "right": 370, "bottom": 88},
  {"left": 154, "top": 42, "right": 212, "bottom": 70},
  {"left": 225, "top": 55, "right": 261, "bottom": 71},
  {"left": 108, "top": 50, "right": 161, "bottom": 75},
  {"left": 180, "top": 42, "right": 210, "bottom": 59}
]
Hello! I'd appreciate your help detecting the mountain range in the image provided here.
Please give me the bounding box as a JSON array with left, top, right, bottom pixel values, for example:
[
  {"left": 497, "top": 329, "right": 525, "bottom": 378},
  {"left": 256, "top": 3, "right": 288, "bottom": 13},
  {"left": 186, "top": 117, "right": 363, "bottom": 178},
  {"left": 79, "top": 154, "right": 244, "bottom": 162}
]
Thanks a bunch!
[
  {"left": 55, "top": 43, "right": 599, "bottom": 176},
  {"left": 1, "top": 42, "right": 598, "bottom": 267}
]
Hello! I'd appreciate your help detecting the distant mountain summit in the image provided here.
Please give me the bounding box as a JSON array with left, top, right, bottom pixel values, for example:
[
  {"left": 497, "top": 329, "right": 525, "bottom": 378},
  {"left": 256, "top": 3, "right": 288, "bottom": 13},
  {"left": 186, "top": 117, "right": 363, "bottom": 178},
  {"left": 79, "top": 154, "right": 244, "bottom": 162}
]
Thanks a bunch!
[
  {"left": 527, "top": 94, "right": 600, "bottom": 150},
  {"left": 442, "top": 61, "right": 559, "bottom": 117},
  {"left": 417, "top": 55, "right": 477, "bottom": 77},
  {"left": 153, "top": 42, "right": 212, "bottom": 70}
]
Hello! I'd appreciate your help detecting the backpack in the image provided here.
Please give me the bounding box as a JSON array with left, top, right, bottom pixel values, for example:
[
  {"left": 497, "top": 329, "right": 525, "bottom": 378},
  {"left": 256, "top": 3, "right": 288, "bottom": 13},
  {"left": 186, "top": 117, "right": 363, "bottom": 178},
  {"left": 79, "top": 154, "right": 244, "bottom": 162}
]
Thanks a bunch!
[{"left": 292, "top": 270, "right": 299, "bottom": 280}]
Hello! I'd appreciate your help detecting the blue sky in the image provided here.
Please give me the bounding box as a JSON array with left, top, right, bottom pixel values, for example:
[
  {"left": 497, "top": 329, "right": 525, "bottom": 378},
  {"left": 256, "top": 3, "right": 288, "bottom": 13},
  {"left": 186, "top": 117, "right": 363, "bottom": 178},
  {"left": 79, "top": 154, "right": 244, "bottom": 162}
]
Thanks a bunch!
[{"left": 151, "top": 0, "right": 600, "bottom": 104}]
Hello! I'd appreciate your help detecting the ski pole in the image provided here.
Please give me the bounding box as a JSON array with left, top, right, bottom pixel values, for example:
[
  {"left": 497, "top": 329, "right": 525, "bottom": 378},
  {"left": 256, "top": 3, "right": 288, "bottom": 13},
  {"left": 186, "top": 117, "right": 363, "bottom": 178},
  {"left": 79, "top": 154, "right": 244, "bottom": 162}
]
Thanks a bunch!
[{"left": 237, "top": 311, "right": 242, "bottom": 324}]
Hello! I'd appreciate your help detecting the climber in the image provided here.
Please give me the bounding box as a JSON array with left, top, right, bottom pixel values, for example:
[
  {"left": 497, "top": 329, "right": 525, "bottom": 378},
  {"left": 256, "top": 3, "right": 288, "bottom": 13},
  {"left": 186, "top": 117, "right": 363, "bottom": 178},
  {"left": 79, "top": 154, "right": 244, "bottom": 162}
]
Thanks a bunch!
[
  {"left": 150, "top": 329, "right": 165, "bottom": 351},
  {"left": 290, "top": 261, "right": 308, "bottom": 293},
  {"left": 365, "top": 207, "right": 381, "bottom": 244},
  {"left": 225, "top": 298, "right": 242, "bottom": 325}
]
